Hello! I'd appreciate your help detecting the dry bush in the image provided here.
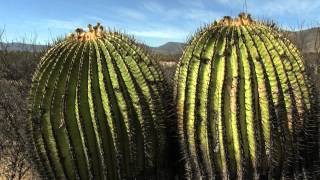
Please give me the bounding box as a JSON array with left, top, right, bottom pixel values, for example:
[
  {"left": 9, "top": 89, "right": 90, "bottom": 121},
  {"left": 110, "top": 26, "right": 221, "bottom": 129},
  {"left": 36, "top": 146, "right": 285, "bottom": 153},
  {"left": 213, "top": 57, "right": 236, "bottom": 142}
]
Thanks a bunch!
[
  {"left": 154, "top": 53, "right": 180, "bottom": 87},
  {"left": 0, "top": 80, "right": 36, "bottom": 180},
  {"left": 0, "top": 23, "right": 319, "bottom": 179},
  {"left": 0, "top": 30, "right": 44, "bottom": 179}
]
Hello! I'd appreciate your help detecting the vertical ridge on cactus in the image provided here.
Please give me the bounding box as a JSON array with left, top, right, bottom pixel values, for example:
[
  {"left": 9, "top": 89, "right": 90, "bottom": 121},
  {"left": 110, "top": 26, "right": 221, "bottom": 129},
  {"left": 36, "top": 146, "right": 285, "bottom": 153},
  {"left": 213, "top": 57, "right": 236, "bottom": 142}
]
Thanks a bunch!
[
  {"left": 174, "top": 13, "right": 319, "bottom": 179},
  {"left": 28, "top": 23, "right": 171, "bottom": 179}
]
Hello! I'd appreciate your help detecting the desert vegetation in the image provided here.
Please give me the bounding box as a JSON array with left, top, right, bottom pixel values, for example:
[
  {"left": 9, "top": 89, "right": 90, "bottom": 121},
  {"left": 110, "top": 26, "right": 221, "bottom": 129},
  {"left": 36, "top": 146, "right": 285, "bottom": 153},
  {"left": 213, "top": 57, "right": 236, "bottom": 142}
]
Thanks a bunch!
[
  {"left": 0, "top": 30, "right": 43, "bottom": 179},
  {"left": 175, "top": 14, "right": 319, "bottom": 179},
  {"left": 0, "top": 15, "right": 320, "bottom": 179},
  {"left": 28, "top": 24, "right": 173, "bottom": 179}
]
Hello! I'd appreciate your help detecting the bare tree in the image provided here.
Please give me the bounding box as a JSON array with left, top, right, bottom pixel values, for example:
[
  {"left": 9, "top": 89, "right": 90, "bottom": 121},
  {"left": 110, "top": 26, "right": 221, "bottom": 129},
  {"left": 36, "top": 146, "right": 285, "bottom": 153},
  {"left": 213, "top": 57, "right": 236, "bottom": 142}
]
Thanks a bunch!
[
  {"left": 314, "top": 25, "right": 320, "bottom": 72},
  {"left": 0, "top": 29, "right": 41, "bottom": 179},
  {"left": 0, "top": 80, "right": 31, "bottom": 179}
]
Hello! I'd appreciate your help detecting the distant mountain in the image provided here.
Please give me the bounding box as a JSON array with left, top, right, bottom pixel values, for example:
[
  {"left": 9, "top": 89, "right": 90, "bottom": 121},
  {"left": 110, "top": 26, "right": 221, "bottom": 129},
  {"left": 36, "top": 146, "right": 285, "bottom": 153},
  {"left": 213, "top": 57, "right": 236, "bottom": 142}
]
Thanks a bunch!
[
  {"left": 151, "top": 27, "right": 320, "bottom": 55},
  {"left": 0, "top": 42, "right": 47, "bottom": 52},
  {"left": 150, "top": 28, "right": 320, "bottom": 55},
  {"left": 151, "top": 42, "right": 185, "bottom": 55},
  {"left": 2, "top": 27, "right": 320, "bottom": 55},
  {"left": 0, "top": 41, "right": 186, "bottom": 55},
  {"left": 285, "top": 27, "right": 320, "bottom": 53}
]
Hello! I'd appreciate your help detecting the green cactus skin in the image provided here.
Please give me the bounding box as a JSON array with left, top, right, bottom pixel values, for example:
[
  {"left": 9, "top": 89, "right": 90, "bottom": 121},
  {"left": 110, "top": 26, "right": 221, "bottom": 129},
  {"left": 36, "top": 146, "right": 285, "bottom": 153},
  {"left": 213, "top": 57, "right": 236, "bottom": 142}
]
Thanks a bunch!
[
  {"left": 28, "top": 24, "right": 170, "bottom": 180},
  {"left": 174, "top": 14, "right": 320, "bottom": 179}
]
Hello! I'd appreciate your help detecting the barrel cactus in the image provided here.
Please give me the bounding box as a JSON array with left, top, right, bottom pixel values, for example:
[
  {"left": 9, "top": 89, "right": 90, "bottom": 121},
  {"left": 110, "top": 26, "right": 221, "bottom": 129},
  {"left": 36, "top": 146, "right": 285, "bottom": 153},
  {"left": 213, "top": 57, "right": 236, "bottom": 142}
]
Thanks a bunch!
[
  {"left": 174, "top": 13, "right": 319, "bottom": 179},
  {"left": 28, "top": 23, "right": 170, "bottom": 179}
]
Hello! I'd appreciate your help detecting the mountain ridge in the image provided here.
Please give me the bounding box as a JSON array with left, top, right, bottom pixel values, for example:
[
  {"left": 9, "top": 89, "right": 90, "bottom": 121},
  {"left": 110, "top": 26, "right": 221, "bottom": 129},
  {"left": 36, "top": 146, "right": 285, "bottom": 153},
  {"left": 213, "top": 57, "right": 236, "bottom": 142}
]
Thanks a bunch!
[
  {"left": 151, "top": 42, "right": 185, "bottom": 55},
  {"left": 0, "top": 42, "right": 48, "bottom": 52},
  {"left": 1, "top": 27, "right": 320, "bottom": 55}
]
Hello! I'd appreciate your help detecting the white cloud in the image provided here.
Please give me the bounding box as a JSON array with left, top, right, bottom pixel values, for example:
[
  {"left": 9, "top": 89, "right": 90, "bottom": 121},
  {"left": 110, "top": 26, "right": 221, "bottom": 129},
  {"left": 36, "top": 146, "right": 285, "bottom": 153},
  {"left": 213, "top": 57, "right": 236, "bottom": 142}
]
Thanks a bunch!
[
  {"left": 130, "top": 29, "right": 188, "bottom": 39},
  {"left": 143, "top": 1, "right": 165, "bottom": 13},
  {"left": 44, "top": 19, "right": 81, "bottom": 30},
  {"left": 87, "top": 16, "right": 105, "bottom": 23},
  {"left": 184, "top": 9, "right": 222, "bottom": 21},
  {"left": 249, "top": 0, "right": 320, "bottom": 16},
  {"left": 24, "top": 19, "right": 82, "bottom": 30},
  {"left": 215, "top": 0, "right": 231, "bottom": 4},
  {"left": 115, "top": 8, "right": 146, "bottom": 20},
  {"left": 141, "top": 1, "right": 222, "bottom": 23},
  {"left": 177, "top": 0, "right": 204, "bottom": 8},
  {"left": 142, "top": 1, "right": 181, "bottom": 19}
]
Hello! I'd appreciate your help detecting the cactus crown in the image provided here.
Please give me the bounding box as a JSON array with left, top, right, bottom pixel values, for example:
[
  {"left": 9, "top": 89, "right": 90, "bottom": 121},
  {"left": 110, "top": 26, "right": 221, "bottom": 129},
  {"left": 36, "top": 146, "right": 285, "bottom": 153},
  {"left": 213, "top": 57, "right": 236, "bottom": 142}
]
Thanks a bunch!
[
  {"left": 67, "top": 22, "right": 105, "bottom": 41},
  {"left": 28, "top": 24, "right": 171, "bottom": 179},
  {"left": 215, "top": 12, "right": 253, "bottom": 26},
  {"left": 174, "top": 13, "right": 320, "bottom": 179}
]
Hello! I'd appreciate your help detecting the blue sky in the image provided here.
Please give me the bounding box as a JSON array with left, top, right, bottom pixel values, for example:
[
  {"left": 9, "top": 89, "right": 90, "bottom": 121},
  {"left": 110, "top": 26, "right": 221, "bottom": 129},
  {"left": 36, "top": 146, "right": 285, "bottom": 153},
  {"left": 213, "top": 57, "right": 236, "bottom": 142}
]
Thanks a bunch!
[{"left": 1, "top": 0, "right": 320, "bottom": 47}]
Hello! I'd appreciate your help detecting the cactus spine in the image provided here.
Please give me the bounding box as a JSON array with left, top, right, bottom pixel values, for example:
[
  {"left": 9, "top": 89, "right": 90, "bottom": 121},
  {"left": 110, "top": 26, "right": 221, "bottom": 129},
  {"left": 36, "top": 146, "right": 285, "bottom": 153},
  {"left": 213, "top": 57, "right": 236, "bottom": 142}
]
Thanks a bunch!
[
  {"left": 174, "top": 13, "right": 319, "bottom": 179},
  {"left": 28, "top": 23, "right": 170, "bottom": 179}
]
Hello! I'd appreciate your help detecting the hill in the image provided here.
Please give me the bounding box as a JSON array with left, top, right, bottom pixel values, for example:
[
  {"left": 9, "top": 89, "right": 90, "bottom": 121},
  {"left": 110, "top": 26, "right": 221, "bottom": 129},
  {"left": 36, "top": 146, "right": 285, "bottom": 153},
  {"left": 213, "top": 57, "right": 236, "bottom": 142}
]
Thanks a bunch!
[
  {"left": 285, "top": 27, "right": 320, "bottom": 53},
  {"left": 0, "top": 42, "right": 47, "bottom": 52},
  {"left": 1, "top": 27, "right": 320, "bottom": 55},
  {"left": 151, "top": 42, "right": 185, "bottom": 55}
]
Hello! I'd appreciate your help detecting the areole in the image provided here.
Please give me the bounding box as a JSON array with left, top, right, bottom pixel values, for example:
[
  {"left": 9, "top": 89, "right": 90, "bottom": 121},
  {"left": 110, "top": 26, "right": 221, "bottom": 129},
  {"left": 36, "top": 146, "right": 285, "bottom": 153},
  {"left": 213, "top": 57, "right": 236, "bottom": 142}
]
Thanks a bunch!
[
  {"left": 28, "top": 23, "right": 172, "bottom": 179},
  {"left": 67, "top": 23, "right": 105, "bottom": 41},
  {"left": 174, "top": 12, "right": 320, "bottom": 179}
]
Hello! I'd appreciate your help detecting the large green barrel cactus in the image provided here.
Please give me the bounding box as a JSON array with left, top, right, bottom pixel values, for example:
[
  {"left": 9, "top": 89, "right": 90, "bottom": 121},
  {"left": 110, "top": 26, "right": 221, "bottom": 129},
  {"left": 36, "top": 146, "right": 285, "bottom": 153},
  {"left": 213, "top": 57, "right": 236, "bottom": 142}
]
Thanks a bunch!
[
  {"left": 28, "top": 23, "right": 170, "bottom": 179},
  {"left": 174, "top": 13, "right": 319, "bottom": 179}
]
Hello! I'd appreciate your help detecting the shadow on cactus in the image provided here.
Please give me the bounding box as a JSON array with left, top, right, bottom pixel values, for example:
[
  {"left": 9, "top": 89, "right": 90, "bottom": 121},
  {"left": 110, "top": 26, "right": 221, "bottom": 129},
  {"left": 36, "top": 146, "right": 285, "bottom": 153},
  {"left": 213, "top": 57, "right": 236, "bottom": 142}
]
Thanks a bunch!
[
  {"left": 27, "top": 23, "right": 172, "bottom": 179},
  {"left": 174, "top": 13, "right": 320, "bottom": 179}
]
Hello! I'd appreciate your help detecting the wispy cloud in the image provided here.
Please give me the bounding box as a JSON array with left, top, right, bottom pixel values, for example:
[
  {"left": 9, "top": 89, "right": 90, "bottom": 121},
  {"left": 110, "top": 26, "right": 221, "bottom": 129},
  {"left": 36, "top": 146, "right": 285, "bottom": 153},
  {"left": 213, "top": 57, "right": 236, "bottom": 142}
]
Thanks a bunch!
[
  {"left": 143, "top": 1, "right": 165, "bottom": 13},
  {"left": 141, "top": 1, "right": 181, "bottom": 20},
  {"left": 178, "top": 0, "right": 206, "bottom": 8},
  {"left": 114, "top": 7, "right": 146, "bottom": 20},
  {"left": 3, "top": 0, "right": 320, "bottom": 46},
  {"left": 131, "top": 29, "right": 188, "bottom": 39},
  {"left": 184, "top": 9, "right": 222, "bottom": 21},
  {"left": 249, "top": 0, "right": 320, "bottom": 17},
  {"left": 214, "top": 0, "right": 233, "bottom": 4},
  {"left": 141, "top": 1, "right": 221, "bottom": 23},
  {"left": 24, "top": 19, "right": 83, "bottom": 30},
  {"left": 44, "top": 19, "right": 82, "bottom": 30},
  {"left": 86, "top": 16, "right": 105, "bottom": 23}
]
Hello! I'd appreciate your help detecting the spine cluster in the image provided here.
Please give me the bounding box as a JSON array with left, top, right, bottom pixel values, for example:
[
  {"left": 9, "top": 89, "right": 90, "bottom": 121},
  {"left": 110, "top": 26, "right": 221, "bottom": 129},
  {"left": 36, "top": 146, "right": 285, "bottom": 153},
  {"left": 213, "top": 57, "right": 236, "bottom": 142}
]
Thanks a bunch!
[
  {"left": 174, "top": 16, "right": 319, "bottom": 179},
  {"left": 29, "top": 30, "right": 170, "bottom": 179},
  {"left": 67, "top": 23, "right": 105, "bottom": 41},
  {"left": 27, "top": 13, "right": 320, "bottom": 180}
]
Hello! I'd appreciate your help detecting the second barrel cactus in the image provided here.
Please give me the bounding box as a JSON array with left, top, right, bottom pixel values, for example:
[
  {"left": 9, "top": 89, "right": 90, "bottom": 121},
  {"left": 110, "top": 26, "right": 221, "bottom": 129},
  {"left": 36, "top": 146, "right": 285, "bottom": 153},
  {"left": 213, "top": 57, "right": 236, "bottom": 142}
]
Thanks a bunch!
[
  {"left": 174, "top": 13, "right": 319, "bottom": 179},
  {"left": 28, "top": 23, "right": 170, "bottom": 179}
]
